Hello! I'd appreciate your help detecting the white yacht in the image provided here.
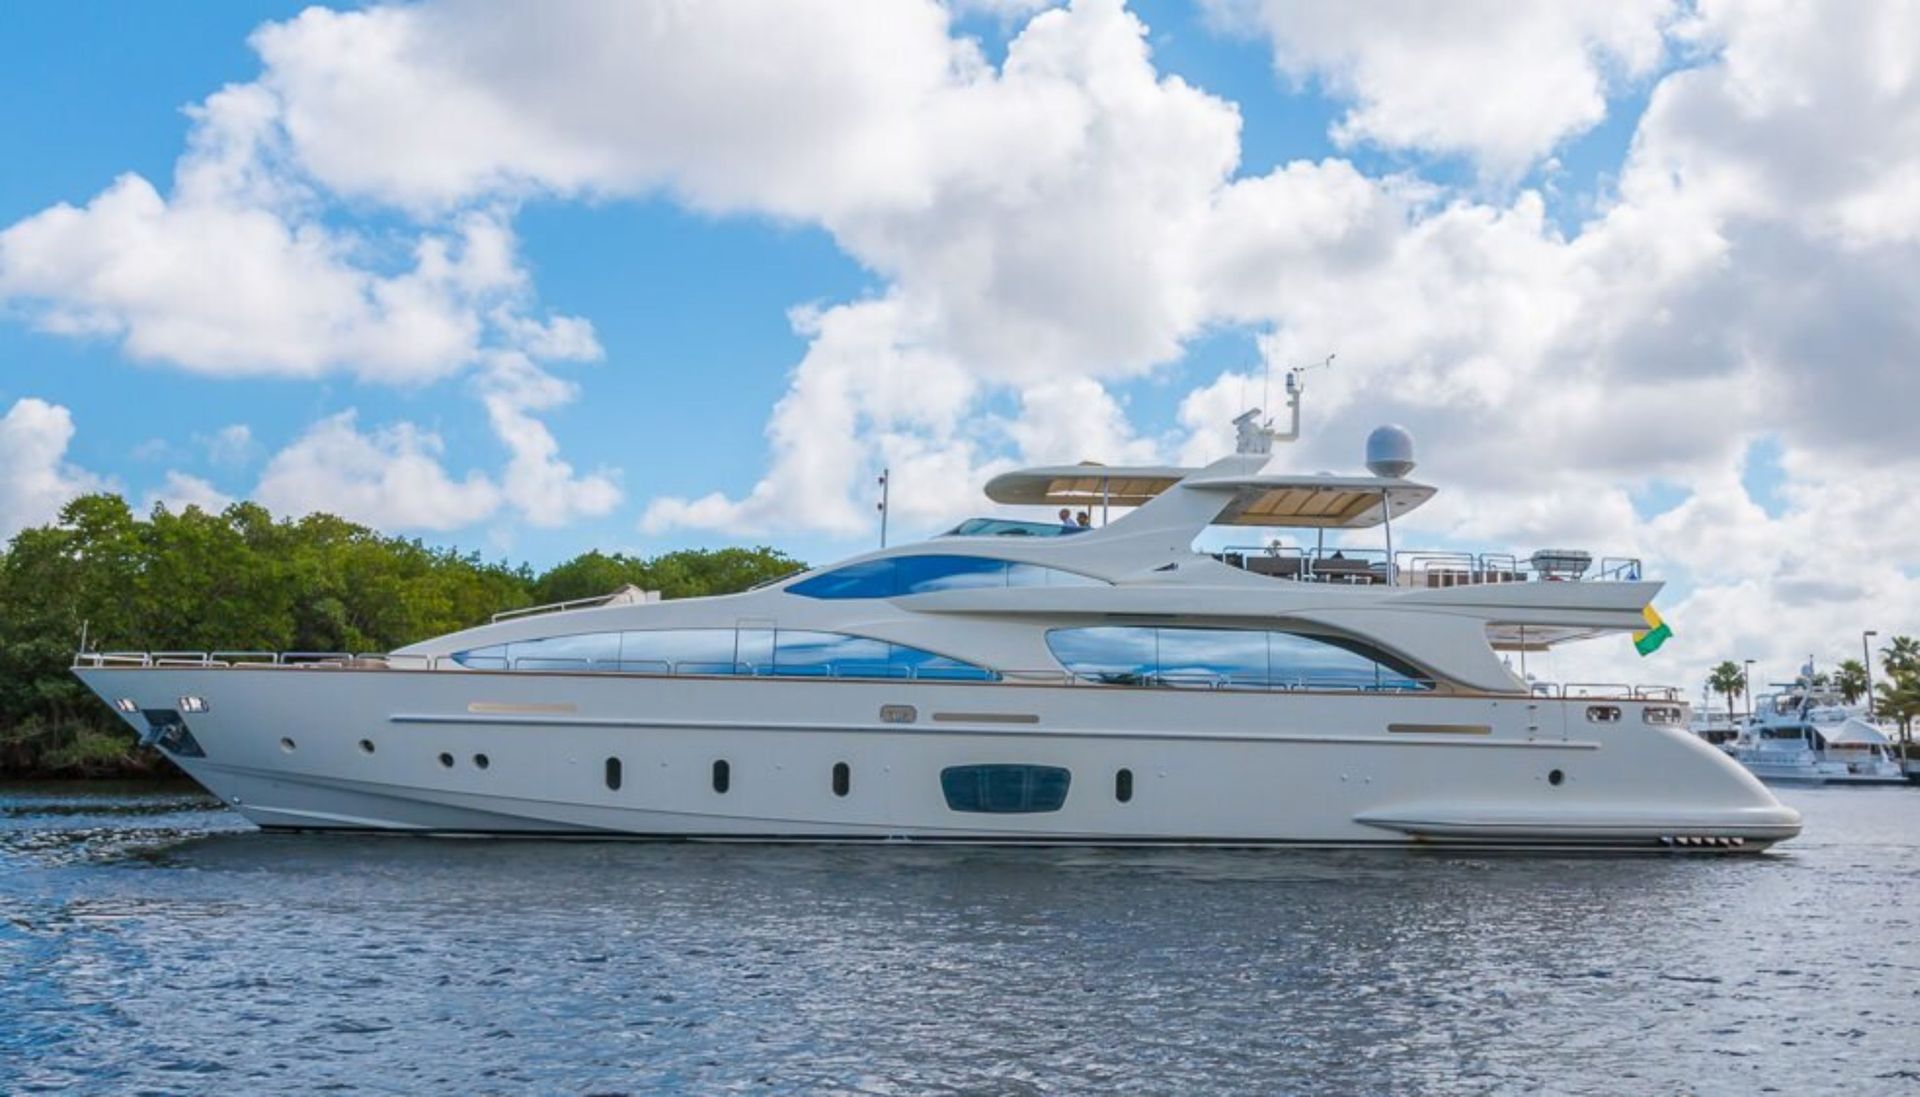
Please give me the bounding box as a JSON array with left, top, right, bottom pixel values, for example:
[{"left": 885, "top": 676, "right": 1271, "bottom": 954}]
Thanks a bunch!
[
  {"left": 72, "top": 379, "right": 1799, "bottom": 851},
  {"left": 1730, "top": 687, "right": 1905, "bottom": 785}
]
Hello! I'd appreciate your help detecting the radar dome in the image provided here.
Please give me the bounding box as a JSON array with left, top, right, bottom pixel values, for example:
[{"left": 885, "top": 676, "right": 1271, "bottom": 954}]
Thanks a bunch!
[{"left": 1365, "top": 424, "right": 1416, "bottom": 478}]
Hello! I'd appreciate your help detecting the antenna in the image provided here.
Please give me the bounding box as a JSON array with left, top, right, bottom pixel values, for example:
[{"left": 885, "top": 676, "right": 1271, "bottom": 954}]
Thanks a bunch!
[{"left": 876, "top": 468, "right": 890, "bottom": 548}]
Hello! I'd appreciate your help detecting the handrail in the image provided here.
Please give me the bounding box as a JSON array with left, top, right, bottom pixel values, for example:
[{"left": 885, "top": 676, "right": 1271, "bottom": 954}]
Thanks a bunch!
[
  {"left": 1218, "top": 545, "right": 1644, "bottom": 588},
  {"left": 491, "top": 592, "right": 648, "bottom": 624},
  {"left": 70, "top": 648, "right": 1682, "bottom": 702}
]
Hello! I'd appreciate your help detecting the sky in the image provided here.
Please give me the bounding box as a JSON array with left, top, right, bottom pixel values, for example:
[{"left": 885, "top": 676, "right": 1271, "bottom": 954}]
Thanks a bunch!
[{"left": 2, "top": 0, "right": 1917, "bottom": 696}]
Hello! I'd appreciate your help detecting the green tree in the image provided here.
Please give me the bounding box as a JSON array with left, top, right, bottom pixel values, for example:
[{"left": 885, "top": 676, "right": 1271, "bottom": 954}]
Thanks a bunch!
[
  {"left": 1875, "top": 677, "right": 1920, "bottom": 745},
  {"left": 1833, "top": 658, "right": 1870, "bottom": 705},
  {"left": 1706, "top": 660, "right": 1747, "bottom": 719},
  {"left": 0, "top": 492, "right": 803, "bottom": 776}
]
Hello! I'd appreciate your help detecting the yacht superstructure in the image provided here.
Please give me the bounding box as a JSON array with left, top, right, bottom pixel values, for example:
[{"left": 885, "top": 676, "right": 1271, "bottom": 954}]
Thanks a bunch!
[
  {"left": 1730, "top": 687, "right": 1905, "bottom": 785},
  {"left": 72, "top": 380, "right": 1799, "bottom": 851}
]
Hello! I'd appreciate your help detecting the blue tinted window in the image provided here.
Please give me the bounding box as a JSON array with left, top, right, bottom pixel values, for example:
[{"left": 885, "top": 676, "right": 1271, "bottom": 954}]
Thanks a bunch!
[
  {"left": 452, "top": 644, "right": 507, "bottom": 669},
  {"left": 1154, "top": 628, "right": 1269, "bottom": 685},
  {"left": 773, "top": 631, "right": 893, "bottom": 677},
  {"left": 941, "top": 765, "right": 1071, "bottom": 813},
  {"left": 787, "top": 555, "right": 1103, "bottom": 599},
  {"left": 894, "top": 555, "right": 1008, "bottom": 594},
  {"left": 1270, "top": 633, "right": 1427, "bottom": 690},
  {"left": 505, "top": 632, "right": 621, "bottom": 670},
  {"left": 786, "top": 558, "right": 896, "bottom": 599},
  {"left": 774, "top": 630, "right": 996, "bottom": 680},
  {"left": 453, "top": 627, "right": 998, "bottom": 682},
  {"left": 1044, "top": 626, "right": 1157, "bottom": 685},
  {"left": 1046, "top": 627, "right": 1429, "bottom": 690},
  {"left": 619, "top": 629, "right": 740, "bottom": 674}
]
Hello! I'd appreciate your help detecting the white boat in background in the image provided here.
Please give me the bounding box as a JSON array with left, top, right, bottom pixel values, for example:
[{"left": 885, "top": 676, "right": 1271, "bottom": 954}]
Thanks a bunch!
[
  {"left": 1731, "top": 688, "right": 1905, "bottom": 785},
  {"left": 1688, "top": 705, "right": 1741, "bottom": 750},
  {"left": 70, "top": 371, "right": 1799, "bottom": 852}
]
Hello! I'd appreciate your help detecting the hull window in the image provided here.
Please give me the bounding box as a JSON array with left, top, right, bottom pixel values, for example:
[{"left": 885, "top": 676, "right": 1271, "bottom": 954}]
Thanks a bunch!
[
  {"left": 712, "top": 759, "right": 731, "bottom": 794},
  {"left": 1046, "top": 626, "right": 1432, "bottom": 691},
  {"left": 473, "top": 753, "right": 490, "bottom": 770},
  {"left": 605, "top": 757, "right": 623, "bottom": 791},
  {"left": 437, "top": 752, "right": 454, "bottom": 768},
  {"left": 940, "top": 765, "right": 1071, "bottom": 814},
  {"left": 1115, "top": 768, "right": 1134, "bottom": 803},
  {"left": 832, "top": 762, "right": 851, "bottom": 797}
]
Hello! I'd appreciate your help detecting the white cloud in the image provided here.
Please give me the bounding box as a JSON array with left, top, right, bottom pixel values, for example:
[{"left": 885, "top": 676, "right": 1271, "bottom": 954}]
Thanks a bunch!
[
  {"left": 477, "top": 355, "right": 622, "bottom": 527},
  {"left": 143, "top": 471, "right": 235, "bottom": 515},
  {"left": 0, "top": 398, "right": 107, "bottom": 540},
  {"left": 198, "top": 424, "right": 256, "bottom": 468},
  {"left": 246, "top": 0, "right": 974, "bottom": 218},
  {"left": 253, "top": 411, "right": 500, "bottom": 532},
  {"left": 1204, "top": 0, "right": 1675, "bottom": 175}
]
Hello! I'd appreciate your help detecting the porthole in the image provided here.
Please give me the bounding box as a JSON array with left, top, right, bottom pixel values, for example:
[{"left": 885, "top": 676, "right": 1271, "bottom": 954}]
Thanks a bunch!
[
  {"left": 832, "top": 762, "right": 851, "bottom": 797},
  {"left": 279, "top": 737, "right": 296, "bottom": 753},
  {"left": 1548, "top": 769, "right": 1565, "bottom": 787},
  {"left": 473, "top": 753, "right": 490, "bottom": 770},
  {"left": 712, "top": 759, "right": 730, "bottom": 793},
  {"left": 1115, "top": 767, "right": 1134, "bottom": 803},
  {"left": 358, "top": 738, "right": 376, "bottom": 755},
  {"left": 438, "top": 752, "right": 454, "bottom": 768},
  {"left": 605, "top": 756, "right": 623, "bottom": 791}
]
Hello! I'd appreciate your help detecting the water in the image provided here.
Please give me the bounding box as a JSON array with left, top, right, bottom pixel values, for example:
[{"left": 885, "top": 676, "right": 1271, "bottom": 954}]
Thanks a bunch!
[{"left": 3, "top": 784, "right": 1917, "bottom": 1095}]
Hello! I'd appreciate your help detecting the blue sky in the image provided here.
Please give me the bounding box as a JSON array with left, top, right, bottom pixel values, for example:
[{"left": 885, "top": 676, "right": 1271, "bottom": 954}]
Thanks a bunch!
[
  {"left": 0, "top": 0, "right": 1663, "bottom": 566},
  {"left": 2, "top": 1, "right": 1914, "bottom": 683}
]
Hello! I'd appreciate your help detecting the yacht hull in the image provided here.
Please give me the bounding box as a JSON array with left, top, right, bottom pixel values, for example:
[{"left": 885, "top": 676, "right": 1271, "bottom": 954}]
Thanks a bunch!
[{"left": 78, "top": 666, "right": 1802, "bottom": 852}]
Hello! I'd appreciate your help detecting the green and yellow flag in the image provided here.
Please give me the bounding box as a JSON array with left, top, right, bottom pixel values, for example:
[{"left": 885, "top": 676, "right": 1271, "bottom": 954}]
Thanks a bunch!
[{"left": 1633, "top": 605, "right": 1672, "bottom": 656}]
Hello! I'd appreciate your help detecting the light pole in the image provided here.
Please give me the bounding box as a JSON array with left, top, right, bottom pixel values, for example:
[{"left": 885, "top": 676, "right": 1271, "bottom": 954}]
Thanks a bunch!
[
  {"left": 1742, "top": 658, "right": 1755, "bottom": 720},
  {"left": 1864, "top": 629, "right": 1879, "bottom": 720}
]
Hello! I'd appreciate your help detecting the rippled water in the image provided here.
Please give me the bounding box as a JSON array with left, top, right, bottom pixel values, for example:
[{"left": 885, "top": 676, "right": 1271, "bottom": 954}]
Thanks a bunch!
[{"left": 3, "top": 783, "right": 1918, "bottom": 1094}]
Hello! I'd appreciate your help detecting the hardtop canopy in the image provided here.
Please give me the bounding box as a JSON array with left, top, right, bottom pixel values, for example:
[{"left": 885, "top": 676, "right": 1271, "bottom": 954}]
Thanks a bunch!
[{"left": 983, "top": 463, "right": 1436, "bottom": 530}]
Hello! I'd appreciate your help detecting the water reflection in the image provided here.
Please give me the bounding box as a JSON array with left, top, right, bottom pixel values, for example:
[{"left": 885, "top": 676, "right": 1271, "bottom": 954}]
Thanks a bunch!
[{"left": 2, "top": 784, "right": 1917, "bottom": 1094}]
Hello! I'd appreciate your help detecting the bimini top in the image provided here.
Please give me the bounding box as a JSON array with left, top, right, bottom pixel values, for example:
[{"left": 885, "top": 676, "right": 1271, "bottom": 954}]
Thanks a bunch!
[{"left": 984, "top": 462, "right": 1436, "bottom": 529}]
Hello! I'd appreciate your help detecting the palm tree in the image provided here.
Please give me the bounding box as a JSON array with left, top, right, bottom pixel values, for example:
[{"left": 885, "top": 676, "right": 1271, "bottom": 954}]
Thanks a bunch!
[
  {"left": 1834, "top": 658, "right": 1869, "bottom": 705},
  {"left": 1882, "top": 635, "right": 1920, "bottom": 679},
  {"left": 1706, "top": 661, "right": 1747, "bottom": 720},
  {"left": 1874, "top": 676, "right": 1920, "bottom": 748}
]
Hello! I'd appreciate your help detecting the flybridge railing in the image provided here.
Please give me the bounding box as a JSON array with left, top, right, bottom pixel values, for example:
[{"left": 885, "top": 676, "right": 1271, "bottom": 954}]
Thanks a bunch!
[{"left": 1218, "top": 546, "right": 1644, "bottom": 588}]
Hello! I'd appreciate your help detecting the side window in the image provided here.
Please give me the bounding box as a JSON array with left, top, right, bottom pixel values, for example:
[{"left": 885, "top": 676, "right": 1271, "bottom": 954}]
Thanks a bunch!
[
  {"left": 788, "top": 555, "right": 1105, "bottom": 599},
  {"left": 1154, "top": 628, "right": 1268, "bottom": 686},
  {"left": 774, "top": 631, "right": 997, "bottom": 681},
  {"left": 452, "top": 644, "right": 507, "bottom": 669},
  {"left": 618, "top": 629, "right": 740, "bottom": 674},
  {"left": 1044, "top": 627, "right": 1157, "bottom": 685},
  {"left": 453, "top": 627, "right": 999, "bottom": 682},
  {"left": 773, "top": 631, "right": 894, "bottom": 677},
  {"left": 1046, "top": 627, "right": 1431, "bottom": 691},
  {"left": 893, "top": 555, "right": 1008, "bottom": 594},
  {"left": 504, "top": 632, "right": 621, "bottom": 671},
  {"left": 785, "top": 559, "right": 896, "bottom": 599},
  {"left": 1269, "top": 633, "right": 1428, "bottom": 691}
]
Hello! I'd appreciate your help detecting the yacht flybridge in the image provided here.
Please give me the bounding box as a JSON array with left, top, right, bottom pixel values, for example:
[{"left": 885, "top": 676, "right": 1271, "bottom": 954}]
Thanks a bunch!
[{"left": 73, "top": 378, "right": 1800, "bottom": 851}]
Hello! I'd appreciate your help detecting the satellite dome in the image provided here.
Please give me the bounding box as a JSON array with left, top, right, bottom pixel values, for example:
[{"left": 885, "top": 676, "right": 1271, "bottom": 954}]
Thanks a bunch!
[{"left": 1366, "top": 424, "right": 1416, "bottom": 478}]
